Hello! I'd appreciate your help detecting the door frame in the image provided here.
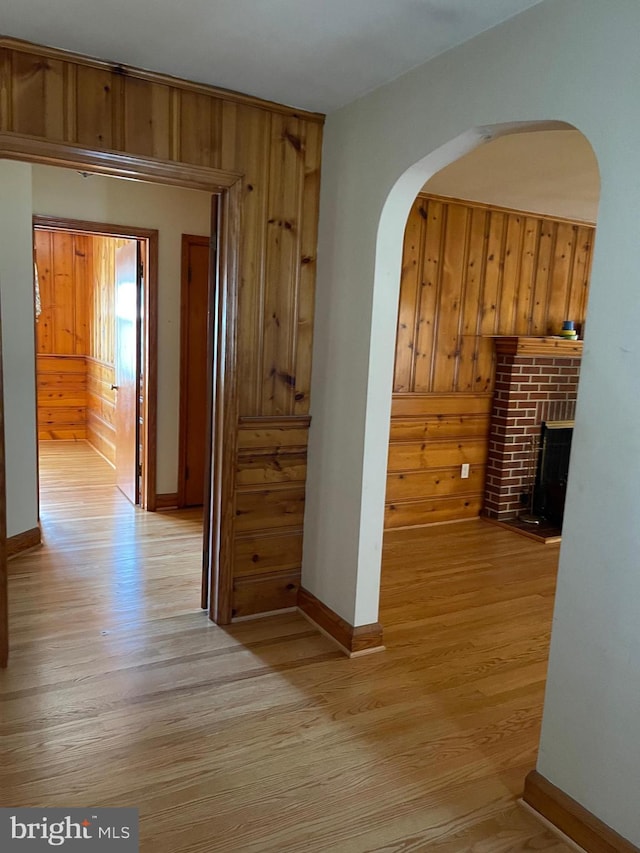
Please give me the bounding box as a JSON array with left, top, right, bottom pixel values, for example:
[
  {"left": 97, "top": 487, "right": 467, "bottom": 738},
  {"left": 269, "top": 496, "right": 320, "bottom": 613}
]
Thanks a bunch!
[
  {"left": 33, "top": 216, "right": 158, "bottom": 509},
  {"left": 178, "top": 231, "right": 214, "bottom": 509},
  {"left": 0, "top": 138, "right": 242, "bottom": 660}
]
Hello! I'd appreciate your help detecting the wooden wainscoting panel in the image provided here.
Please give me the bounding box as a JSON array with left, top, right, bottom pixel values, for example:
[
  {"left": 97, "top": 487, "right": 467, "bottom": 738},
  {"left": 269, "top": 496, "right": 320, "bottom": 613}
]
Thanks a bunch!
[
  {"left": 386, "top": 464, "right": 486, "bottom": 502},
  {"left": 297, "top": 587, "right": 384, "bottom": 657},
  {"left": 232, "top": 570, "right": 300, "bottom": 619},
  {"left": 234, "top": 485, "right": 306, "bottom": 534},
  {"left": 523, "top": 770, "right": 639, "bottom": 853},
  {"left": 232, "top": 416, "right": 309, "bottom": 616},
  {"left": 385, "top": 392, "right": 491, "bottom": 529},
  {"left": 233, "top": 528, "right": 303, "bottom": 578},
  {"left": 385, "top": 496, "right": 484, "bottom": 529},
  {"left": 86, "top": 357, "right": 116, "bottom": 466},
  {"left": 36, "top": 354, "right": 87, "bottom": 440}
]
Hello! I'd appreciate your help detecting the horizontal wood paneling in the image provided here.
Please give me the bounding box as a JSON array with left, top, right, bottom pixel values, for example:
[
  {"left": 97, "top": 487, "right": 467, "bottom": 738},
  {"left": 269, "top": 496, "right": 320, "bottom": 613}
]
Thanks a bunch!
[
  {"left": 386, "top": 393, "right": 492, "bottom": 529},
  {"left": 233, "top": 416, "right": 309, "bottom": 617},
  {"left": 387, "top": 193, "right": 594, "bottom": 528},
  {"left": 36, "top": 354, "right": 87, "bottom": 440},
  {"left": 2, "top": 36, "right": 323, "bottom": 621},
  {"left": 86, "top": 358, "right": 116, "bottom": 465}
]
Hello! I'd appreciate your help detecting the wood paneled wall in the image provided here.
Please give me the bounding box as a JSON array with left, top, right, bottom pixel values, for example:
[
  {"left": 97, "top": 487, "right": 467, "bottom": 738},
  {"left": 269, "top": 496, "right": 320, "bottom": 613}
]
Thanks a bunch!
[
  {"left": 387, "top": 194, "right": 594, "bottom": 528},
  {"left": 2, "top": 37, "right": 323, "bottom": 619},
  {"left": 34, "top": 229, "right": 90, "bottom": 356},
  {"left": 35, "top": 228, "right": 121, "bottom": 462}
]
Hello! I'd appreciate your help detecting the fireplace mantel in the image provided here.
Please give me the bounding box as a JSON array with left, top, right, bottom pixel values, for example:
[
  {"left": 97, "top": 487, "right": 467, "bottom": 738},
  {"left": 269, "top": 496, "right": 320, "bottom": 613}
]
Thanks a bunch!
[{"left": 492, "top": 336, "right": 583, "bottom": 358}]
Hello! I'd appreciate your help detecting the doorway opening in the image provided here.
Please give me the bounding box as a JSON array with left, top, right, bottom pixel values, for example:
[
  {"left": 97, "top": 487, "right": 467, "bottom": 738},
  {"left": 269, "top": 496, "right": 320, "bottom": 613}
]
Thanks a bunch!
[{"left": 33, "top": 217, "right": 157, "bottom": 510}]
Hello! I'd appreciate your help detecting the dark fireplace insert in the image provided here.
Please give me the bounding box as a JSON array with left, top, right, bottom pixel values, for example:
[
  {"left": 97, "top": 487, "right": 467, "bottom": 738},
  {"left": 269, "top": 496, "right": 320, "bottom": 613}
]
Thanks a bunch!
[{"left": 532, "top": 421, "right": 574, "bottom": 526}]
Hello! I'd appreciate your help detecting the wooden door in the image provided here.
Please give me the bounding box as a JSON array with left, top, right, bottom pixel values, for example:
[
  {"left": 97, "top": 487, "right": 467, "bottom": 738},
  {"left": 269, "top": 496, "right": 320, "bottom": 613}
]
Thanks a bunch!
[
  {"left": 115, "top": 240, "right": 141, "bottom": 505},
  {"left": 179, "top": 235, "right": 212, "bottom": 507}
]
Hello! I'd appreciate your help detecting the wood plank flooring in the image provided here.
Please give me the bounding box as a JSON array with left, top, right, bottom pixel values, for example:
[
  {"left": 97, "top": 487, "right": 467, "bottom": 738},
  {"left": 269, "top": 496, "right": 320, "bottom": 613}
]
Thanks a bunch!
[{"left": 0, "top": 441, "right": 572, "bottom": 851}]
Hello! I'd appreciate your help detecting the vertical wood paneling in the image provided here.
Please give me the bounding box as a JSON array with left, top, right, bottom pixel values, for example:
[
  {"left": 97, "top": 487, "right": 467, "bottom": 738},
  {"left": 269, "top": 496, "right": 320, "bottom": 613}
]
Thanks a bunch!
[
  {"left": 294, "top": 119, "right": 322, "bottom": 414},
  {"left": 413, "top": 200, "right": 444, "bottom": 392},
  {"left": 432, "top": 203, "right": 468, "bottom": 393},
  {"left": 456, "top": 206, "right": 488, "bottom": 393},
  {"left": 393, "top": 196, "right": 594, "bottom": 394},
  {"left": 11, "top": 52, "right": 65, "bottom": 139},
  {"left": 262, "top": 115, "right": 304, "bottom": 415},
  {"left": 123, "top": 77, "right": 171, "bottom": 160},
  {"left": 35, "top": 230, "right": 89, "bottom": 355},
  {"left": 234, "top": 105, "right": 271, "bottom": 415},
  {"left": 179, "top": 91, "right": 220, "bottom": 167},
  {"left": 394, "top": 197, "right": 424, "bottom": 393},
  {"left": 389, "top": 193, "right": 594, "bottom": 528},
  {"left": 75, "top": 64, "right": 117, "bottom": 149}
]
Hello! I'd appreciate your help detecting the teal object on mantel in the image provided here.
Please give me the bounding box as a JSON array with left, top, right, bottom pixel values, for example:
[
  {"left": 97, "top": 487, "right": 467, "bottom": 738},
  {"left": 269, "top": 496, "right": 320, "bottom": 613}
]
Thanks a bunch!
[{"left": 560, "top": 320, "right": 578, "bottom": 339}]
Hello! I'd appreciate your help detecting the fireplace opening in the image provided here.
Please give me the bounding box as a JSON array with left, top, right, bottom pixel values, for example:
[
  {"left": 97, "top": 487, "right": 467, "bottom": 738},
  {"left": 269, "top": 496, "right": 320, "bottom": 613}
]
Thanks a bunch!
[{"left": 532, "top": 421, "right": 574, "bottom": 527}]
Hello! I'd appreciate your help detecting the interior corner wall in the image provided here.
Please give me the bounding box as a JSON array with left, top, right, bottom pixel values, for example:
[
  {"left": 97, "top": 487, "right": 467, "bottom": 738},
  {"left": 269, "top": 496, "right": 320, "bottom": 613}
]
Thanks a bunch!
[
  {"left": 31, "top": 166, "right": 211, "bottom": 494},
  {"left": 305, "top": 0, "right": 640, "bottom": 844},
  {"left": 0, "top": 160, "right": 38, "bottom": 538}
]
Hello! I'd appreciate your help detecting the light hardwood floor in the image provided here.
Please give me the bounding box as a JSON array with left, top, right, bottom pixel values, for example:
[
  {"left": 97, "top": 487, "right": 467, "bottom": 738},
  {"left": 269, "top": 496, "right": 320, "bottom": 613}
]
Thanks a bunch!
[{"left": 1, "top": 441, "right": 572, "bottom": 851}]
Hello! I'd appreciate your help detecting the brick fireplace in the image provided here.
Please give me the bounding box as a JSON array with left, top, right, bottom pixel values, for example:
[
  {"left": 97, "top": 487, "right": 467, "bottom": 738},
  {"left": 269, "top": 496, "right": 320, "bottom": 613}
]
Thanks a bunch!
[{"left": 483, "top": 337, "right": 582, "bottom": 520}]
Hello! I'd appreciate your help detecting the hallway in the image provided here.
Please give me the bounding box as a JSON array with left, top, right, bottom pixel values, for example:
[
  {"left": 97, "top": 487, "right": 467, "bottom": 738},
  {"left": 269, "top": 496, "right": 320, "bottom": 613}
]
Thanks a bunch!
[{"left": 1, "top": 446, "right": 570, "bottom": 851}]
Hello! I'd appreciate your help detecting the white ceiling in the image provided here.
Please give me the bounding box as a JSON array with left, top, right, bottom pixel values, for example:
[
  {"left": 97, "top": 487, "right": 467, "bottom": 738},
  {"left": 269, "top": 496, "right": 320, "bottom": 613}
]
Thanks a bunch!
[
  {"left": 424, "top": 130, "right": 600, "bottom": 223},
  {"left": 1, "top": 0, "right": 544, "bottom": 113}
]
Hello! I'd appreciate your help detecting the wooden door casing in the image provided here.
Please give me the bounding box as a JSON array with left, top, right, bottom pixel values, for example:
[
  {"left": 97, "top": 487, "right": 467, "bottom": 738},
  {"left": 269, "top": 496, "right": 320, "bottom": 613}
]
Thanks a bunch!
[
  {"left": 179, "top": 234, "right": 212, "bottom": 507},
  {"left": 114, "top": 240, "right": 141, "bottom": 505}
]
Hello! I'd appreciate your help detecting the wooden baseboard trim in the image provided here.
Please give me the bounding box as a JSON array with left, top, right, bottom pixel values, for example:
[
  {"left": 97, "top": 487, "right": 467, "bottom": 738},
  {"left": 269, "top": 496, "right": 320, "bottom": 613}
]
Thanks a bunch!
[
  {"left": 523, "top": 770, "right": 639, "bottom": 853},
  {"left": 297, "top": 586, "right": 384, "bottom": 657},
  {"left": 7, "top": 526, "right": 41, "bottom": 559},
  {"left": 155, "top": 493, "right": 179, "bottom": 510}
]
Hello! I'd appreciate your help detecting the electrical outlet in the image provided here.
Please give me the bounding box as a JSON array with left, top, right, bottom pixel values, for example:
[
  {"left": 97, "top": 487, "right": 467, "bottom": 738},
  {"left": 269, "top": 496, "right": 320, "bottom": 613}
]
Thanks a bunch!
[{"left": 461, "top": 463, "right": 470, "bottom": 479}]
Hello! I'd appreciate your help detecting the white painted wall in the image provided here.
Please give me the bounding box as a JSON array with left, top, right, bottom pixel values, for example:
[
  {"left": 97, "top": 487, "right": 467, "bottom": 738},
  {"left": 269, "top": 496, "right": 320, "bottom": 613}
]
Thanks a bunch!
[
  {"left": 305, "top": 0, "right": 640, "bottom": 843},
  {"left": 0, "top": 161, "right": 38, "bottom": 538},
  {"left": 31, "top": 165, "right": 211, "bottom": 494}
]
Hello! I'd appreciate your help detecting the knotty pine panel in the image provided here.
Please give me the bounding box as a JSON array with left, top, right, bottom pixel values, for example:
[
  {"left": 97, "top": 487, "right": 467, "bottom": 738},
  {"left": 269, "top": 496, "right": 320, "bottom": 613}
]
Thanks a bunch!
[
  {"left": 385, "top": 393, "right": 491, "bottom": 529},
  {"left": 1, "top": 37, "right": 323, "bottom": 618},
  {"left": 233, "top": 416, "right": 308, "bottom": 615},
  {"left": 35, "top": 229, "right": 90, "bottom": 356},
  {"left": 393, "top": 194, "right": 594, "bottom": 395},
  {"left": 36, "top": 354, "right": 87, "bottom": 440},
  {"left": 86, "top": 358, "right": 116, "bottom": 465}
]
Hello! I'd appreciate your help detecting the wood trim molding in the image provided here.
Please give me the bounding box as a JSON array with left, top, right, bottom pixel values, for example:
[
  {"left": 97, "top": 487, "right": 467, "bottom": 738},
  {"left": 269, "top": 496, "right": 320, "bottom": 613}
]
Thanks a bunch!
[
  {"left": 155, "top": 493, "right": 180, "bottom": 510},
  {"left": 0, "top": 36, "right": 325, "bottom": 123},
  {"left": 297, "top": 587, "right": 384, "bottom": 657},
  {"left": 493, "top": 336, "right": 583, "bottom": 358},
  {"left": 208, "top": 180, "right": 242, "bottom": 625},
  {"left": 238, "top": 415, "right": 312, "bottom": 429},
  {"left": 0, "top": 133, "right": 242, "bottom": 191},
  {"left": 523, "top": 770, "right": 639, "bottom": 853},
  {"left": 7, "top": 526, "right": 41, "bottom": 559}
]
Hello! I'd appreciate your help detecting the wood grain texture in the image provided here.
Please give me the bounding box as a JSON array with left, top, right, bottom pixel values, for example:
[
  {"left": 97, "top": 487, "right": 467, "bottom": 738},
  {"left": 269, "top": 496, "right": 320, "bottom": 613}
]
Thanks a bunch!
[
  {"left": 36, "top": 354, "right": 87, "bottom": 439},
  {"left": 86, "top": 357, "right": 116, "bottom": 466},
  {"left": 393, "top": 194, "right": 593, "bottom": 395},
  {"left": 524, "top": 770, "right": 639, "bottom": 853},
  {"left": 6, "top": 526, "right": 41, "bottom": 559},
  {"left": 388, "top": 193, "right": 594, "bottom": 528},
  {"left": 1, "top": 441, "right": 575, "bottom": 850},
  {"left": 298, "top": 586, "right": 384, "bottom": 656},
  {"left": 1, "top": 36, "right": 323, "bottom": 624}
]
